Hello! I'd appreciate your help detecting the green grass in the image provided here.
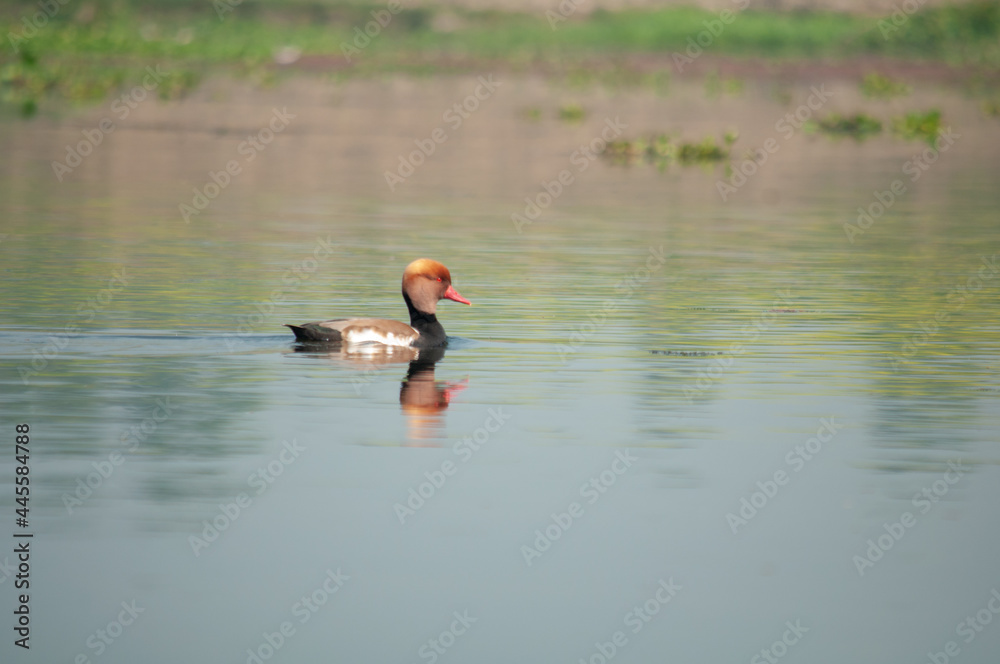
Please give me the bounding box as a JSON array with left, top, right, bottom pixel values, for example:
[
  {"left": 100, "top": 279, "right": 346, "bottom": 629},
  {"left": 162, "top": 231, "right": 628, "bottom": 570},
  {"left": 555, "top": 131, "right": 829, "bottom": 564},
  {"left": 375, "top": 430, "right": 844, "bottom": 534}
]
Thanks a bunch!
[
  {"left": 6, "top": 0, "right": 999, "bottom": 63},
  {"left": 2, "top": 0, "right": 998, "bottom": 114}
]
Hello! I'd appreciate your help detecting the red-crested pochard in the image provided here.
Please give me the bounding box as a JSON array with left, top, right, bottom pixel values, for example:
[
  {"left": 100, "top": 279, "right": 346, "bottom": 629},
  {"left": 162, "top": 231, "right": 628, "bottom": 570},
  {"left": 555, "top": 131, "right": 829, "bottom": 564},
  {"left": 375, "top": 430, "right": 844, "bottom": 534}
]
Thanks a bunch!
[{"left": 285, "top": 259, "right": 471, "bottom": 348}]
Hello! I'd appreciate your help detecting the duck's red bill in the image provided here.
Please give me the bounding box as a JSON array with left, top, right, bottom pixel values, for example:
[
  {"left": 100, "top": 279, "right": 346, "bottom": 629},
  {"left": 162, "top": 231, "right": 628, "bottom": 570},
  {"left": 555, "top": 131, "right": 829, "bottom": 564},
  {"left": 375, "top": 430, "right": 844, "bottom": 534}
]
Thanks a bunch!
[{"left": 444, "top": 285, "right": 471, "bottom": 305}]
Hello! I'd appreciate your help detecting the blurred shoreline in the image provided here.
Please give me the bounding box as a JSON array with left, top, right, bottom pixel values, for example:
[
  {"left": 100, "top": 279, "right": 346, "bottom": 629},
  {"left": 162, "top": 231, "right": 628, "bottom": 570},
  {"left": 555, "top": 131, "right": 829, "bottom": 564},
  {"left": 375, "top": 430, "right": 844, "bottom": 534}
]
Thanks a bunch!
[{"left": 2, "top": 1, "right": 998, "bottom": 118}]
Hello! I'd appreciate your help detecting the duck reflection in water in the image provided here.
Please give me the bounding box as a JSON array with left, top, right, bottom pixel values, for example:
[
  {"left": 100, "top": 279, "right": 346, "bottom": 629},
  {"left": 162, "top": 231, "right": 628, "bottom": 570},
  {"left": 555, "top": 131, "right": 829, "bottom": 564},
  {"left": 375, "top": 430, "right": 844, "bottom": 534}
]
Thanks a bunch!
[
  {"left": 291, "top": 343, "right": 467, "bottom": 445},
  {"left": 398, "top": 347, "right": 468, "bottom": 445}
]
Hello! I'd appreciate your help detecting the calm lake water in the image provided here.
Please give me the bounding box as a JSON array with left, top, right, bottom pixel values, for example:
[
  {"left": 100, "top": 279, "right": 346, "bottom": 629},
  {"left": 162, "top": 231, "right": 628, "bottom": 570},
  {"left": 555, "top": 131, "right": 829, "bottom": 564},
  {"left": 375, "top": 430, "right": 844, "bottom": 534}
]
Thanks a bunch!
[{"left": 1, "top": 73, "right": 999, "bottom": 664}]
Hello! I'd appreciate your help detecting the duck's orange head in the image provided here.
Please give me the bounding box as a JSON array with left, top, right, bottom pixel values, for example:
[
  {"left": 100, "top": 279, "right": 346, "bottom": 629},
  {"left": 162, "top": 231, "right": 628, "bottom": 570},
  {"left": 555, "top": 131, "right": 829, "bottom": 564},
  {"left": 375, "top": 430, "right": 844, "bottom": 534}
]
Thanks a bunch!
[{"left": 402, "top": 259, "right": 471, "bottom": 314}]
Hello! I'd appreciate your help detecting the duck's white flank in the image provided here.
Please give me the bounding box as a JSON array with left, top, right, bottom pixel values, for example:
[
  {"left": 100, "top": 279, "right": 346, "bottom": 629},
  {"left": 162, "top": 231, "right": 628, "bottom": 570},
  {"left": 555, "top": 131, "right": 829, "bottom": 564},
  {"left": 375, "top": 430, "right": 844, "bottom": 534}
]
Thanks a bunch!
[{"left": 343, "top": 328, "right": 417, "bottom": 347}]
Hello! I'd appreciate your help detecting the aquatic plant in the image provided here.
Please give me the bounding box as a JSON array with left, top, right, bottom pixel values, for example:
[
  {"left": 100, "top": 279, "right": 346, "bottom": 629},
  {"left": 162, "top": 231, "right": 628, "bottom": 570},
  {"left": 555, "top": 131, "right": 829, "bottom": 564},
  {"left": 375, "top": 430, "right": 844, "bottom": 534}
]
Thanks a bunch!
[
  {"left": 810, "top": 113, "right": 883, "bottom": 140},
  {"left": 604, "top": 132, "right": 734, "bottom": 168},
  {"left": 0, "top": 41, "right": 200, "bottom": 116},
  {"left": 892, "top": 110, "right": 943, "bottom": 143},
  {"left": 557, "top": 104, "right": 586, "bottom": 123}
]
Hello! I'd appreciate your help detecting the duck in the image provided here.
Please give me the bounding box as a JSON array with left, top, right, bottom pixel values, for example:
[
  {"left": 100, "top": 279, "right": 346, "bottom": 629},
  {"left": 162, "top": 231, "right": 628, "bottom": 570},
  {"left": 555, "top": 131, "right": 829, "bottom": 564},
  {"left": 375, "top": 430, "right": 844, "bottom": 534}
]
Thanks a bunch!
[{"left": 285, "top": 259, "right": 470, "bottom": 348}]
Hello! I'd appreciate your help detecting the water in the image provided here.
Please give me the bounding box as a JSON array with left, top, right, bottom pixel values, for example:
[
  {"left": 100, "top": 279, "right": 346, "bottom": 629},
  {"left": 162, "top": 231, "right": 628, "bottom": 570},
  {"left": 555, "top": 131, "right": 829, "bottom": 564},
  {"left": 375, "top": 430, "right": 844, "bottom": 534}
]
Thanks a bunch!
[{"left": 1, "top": 74, "right": 999, "bottom": 664}]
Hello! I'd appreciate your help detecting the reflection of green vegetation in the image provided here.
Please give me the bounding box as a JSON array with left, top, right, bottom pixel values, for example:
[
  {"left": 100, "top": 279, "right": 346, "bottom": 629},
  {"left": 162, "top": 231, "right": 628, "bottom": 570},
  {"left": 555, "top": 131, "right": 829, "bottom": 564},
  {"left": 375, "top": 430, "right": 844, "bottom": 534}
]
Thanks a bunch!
[
  {"left": 520, "top": 106, "right": 542, "bottom": 121},
  {"left": 563, "top": 67, "right": 669, "bottom": 93},
  {"left": 892, "top": 109, "right": 943, "bottom": 143},
  {"left": 605, "top": 132, "right": 735, "bottom": 168},
  {"left": 983, "top": 100, "right": 1000, "bottom": 118},
  {"left": 705, "top": 73, "right": 743, "bottom": 98},
  {"left": 771, "top": 87, "right": 793, "bottom": 105},
  {"left": 810, "top": 113, "right": 883, "bottom": 140},
  {"left": 557, "top": 103, "right": 586, "bottom": 123},
  {"left": 861, "top": 72, "right": 911, "bottom": 99},
  {"left": 1, "top": 0, "right": 998, "bottom": 113}
]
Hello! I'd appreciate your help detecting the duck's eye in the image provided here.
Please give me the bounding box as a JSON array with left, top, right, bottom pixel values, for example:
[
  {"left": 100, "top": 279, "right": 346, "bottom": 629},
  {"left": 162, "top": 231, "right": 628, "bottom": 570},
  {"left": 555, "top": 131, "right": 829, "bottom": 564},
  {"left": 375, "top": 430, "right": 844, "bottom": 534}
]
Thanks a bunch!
[{"left": 436, "top": 277, "right": 443, "bottom": 282}]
